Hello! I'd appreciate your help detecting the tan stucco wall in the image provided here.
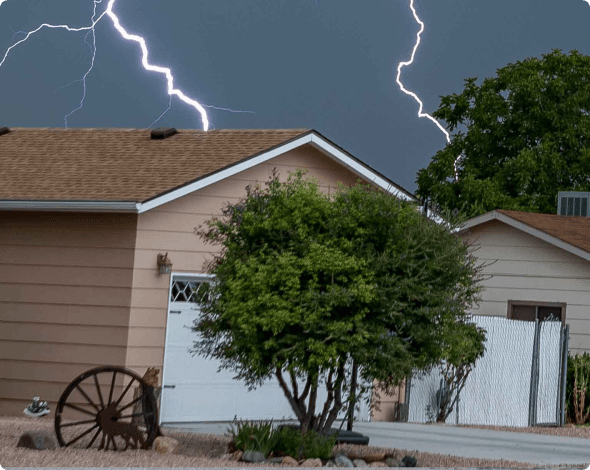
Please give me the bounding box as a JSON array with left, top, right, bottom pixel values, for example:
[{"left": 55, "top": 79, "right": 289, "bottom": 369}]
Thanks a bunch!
[
  {"left": 462, "top": 219, "right": 590, "bottom": 354},
  {"left": 0, "top": 212, "right": 138, "bottom": 416}
]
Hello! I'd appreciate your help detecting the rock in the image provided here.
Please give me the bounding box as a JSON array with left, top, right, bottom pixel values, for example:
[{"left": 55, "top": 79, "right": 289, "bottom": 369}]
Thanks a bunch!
[
  {"left": 301, "top": 458, "right": 323, "bottom": 467},
  {"left": 335, "top": 453, "right": 355, "bottom": 467},
  {"left": 242, "top": 450, "right": 266, "bottom": 463},
  {"left": 401, "top": 456, "right": 417, "bottom": 468},
  {"left": 283, "top": 455, "right": 299, "bottom": 466},
  {"left": 326, "top": 461, "right": 337, "bottom": 467},
  {"left": 232, "top": 450, "right": 243, "bottom": 461},
  {"left": 267, "top": 457, "right": 284, "bottom": 464},
  {"left": 153, "top": 436, "right": 179, "bottom": 454},
  {"left": 369, "top": 463, "right": 387, "bottom": 467},
  {"left": 353, "top": 459, "right": 368, "bottom": 467},
  {"left": 17, "top": 431, "right": 56, "bottom": 450},
  {"left": 385, "top": 458, "right": 403, "bottom": 467}
]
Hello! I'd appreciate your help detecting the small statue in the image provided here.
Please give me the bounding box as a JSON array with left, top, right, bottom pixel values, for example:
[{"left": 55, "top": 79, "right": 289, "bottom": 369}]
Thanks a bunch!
[
  {"left": 24, "top": 397, "right": 50, "bottom": 417},
  {"left": 141, "top": 367, "right": 159, "bottom": 388}
]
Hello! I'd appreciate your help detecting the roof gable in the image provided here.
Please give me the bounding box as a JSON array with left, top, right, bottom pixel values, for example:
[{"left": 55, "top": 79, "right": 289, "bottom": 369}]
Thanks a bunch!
[
  {"left": 460, "top": 209, "right": 590, "bottom": 261},
  {"left": 0, "top": 128, "right": 415, "bottom": 213}
]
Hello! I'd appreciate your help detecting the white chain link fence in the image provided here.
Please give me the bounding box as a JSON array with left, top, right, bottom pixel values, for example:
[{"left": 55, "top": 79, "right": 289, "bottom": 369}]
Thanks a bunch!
[{"left": 407, "top": 315, "right": 568, "bottom": 427}]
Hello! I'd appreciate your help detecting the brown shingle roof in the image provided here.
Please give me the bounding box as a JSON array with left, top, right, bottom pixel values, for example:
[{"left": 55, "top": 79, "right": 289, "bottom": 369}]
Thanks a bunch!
[
  {"left": 497, "top": 209, "right": 590, "bottom": 254},
  {"left": 0, "top": 128, "right": 309, "bottom": 202}
]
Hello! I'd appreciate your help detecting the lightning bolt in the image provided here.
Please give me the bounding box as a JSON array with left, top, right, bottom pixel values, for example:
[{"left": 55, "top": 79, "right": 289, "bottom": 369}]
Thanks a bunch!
[
  {"left": 62, "top": 0, "right": 101, "bottom": 128},
  {"left": 0, "top": 0, "right": 210, "bottom": 130},
  {"left": 396, "top": 0, "right": 465, "bottom": 180}
]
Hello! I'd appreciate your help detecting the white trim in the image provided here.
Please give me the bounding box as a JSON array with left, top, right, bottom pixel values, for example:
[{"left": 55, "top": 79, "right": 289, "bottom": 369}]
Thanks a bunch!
[
  {"left": 159, "top": 272, "right": 176, "bottom": 426},
  {"left": 137, "top": 132, "right": 415, "bottom": 213},
  {"left": 459, "top": 210, "right": 590, "bottom": 262},
  {"left": 309, "top": 134, "right": 415, "bottom": 202},
  {"left": 0, "top": 200, "right": 139, "bottom": 212}
]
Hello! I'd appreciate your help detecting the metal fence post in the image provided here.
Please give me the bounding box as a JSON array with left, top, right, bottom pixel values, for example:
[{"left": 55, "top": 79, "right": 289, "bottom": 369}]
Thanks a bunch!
[
  {"left": 559, "top": 324, "right": 570, "bottom": 426},
  {"left": 528, "top": 319, "right": 541, "bottom": 427}
]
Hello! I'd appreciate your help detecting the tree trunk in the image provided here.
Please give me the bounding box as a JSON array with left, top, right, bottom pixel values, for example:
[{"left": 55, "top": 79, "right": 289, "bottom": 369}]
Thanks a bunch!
[{"left": 347, "top": 360, "right": 358, "bottom": 431}]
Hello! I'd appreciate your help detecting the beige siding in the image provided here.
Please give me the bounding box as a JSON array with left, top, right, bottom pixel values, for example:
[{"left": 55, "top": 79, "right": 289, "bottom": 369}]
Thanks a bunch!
[
  {"left": 0, "top": 212, "right": 137, "bottom": 416},
  {"left": 462, "top": 219, "right": 590, "bottom": 354},
  {"left": 125, "top": 144, "right": 366, "bottom": 381}
]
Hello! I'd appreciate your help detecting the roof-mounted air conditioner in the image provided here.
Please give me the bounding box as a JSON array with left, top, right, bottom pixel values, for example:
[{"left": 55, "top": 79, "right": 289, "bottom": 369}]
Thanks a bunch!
[{"left": 557, "top": 191, "right": 590, "bottom": 217}]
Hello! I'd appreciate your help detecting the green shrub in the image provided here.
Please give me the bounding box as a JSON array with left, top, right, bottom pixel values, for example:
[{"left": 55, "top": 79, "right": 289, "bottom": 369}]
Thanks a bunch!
[
  {"left": 273, "top": 426, "right": 336, "bottom": 460},
  {"left": 226, "top": 418, "right": 278, "bottom": 456},
  {"left": 566, "top": 353, "right": 590, "bottom": 424}
]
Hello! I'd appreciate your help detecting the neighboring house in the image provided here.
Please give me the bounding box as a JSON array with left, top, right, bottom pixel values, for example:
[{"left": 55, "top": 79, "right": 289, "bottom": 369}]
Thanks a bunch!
[
  {"left": 459, "top": 208, "right": 590, "bottom": 355},
  {"left": 0, "top": 127, "right": 415, "bottom": 423}
]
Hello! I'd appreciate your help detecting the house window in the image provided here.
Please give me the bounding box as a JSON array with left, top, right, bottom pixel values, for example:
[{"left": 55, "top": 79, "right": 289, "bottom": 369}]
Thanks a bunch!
[{"left": 508, "top": 301, "right": 565, "bottom": 323}]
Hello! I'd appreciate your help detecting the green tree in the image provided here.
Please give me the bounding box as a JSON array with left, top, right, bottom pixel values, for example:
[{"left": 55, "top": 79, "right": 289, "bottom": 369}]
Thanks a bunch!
[
  {"left": 191, "top": 171, "right": 486, "bottom": 433},
  {"left": 416, "top": 49, "right": 590, "bottom": 218}
]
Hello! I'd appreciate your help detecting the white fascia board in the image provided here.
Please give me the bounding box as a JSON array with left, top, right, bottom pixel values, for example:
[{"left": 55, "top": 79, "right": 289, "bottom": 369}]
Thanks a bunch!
[
  {"left": 138, "top": 134, "right": 314, "bottom": 213},
  {"left": 0, "top": 200, "right": 139, "bottom": 212},
  {"left": 460, "top": 210, "right": 590, "bottom": 262},
  {"left": 138, "top": 132, "right": 415, "bottom": 213},
  {"left": 309, "top": 134, "right": 416, "bottom": 202}
]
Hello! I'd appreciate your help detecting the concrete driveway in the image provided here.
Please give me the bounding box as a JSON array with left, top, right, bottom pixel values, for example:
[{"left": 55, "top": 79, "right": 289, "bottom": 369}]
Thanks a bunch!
[{"left": 162, "top": 421, "right": 590, "bottom": 466}]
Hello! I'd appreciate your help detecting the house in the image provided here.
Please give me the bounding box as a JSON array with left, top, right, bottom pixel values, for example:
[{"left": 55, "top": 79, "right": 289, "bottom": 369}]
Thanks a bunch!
[
  {"left": 459, "top": 208, "right": 590, "bottom": 355},
  {"left": 0, "top": 127, "right": 415, "bottom": 423}
]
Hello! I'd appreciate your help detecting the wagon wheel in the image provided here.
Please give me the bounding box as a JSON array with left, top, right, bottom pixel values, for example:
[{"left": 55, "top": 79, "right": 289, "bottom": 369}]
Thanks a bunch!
[{"left": 54, "top": 366, "right": 159, "bottom": 451}]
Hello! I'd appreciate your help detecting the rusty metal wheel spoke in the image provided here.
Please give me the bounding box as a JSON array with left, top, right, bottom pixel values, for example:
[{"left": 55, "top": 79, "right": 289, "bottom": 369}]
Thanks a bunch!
[
  {"left": 93, "top": 374, "right": 105, "bottom": 409},
  {"left": 113, "top": 377, "right": 135, "bottom": 406},
  {"left": 74, "top": 384, "right": 101, "bottom": 412},
  {"left": 107, "top": 371, "right": 117, "bottom": 405},
  {"left": 118, "top": 411, "right": 154, "bottom": 420},
  {"left": 60, "top": 418, "right": 97, "bottom": 428},
  {"left": 55, "top": 366, "right": 160, "bottom": 451},
  {"left": 117, "top": 391, "right": 147, "bottom": 413},
  {"left": 63, "top": 402, "right": 97, "bottom": 417},
  {"left": 64, "top": 423, "right": 100, "bottom": 447},
  {"left": 87, "top": 427, "right": 102, "bottom": 449}
]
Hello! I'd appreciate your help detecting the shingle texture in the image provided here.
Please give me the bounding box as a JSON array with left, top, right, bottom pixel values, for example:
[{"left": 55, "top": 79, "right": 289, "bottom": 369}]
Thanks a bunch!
[
  {"left": 0, "top": 128, "right": 309, "bottom": 202},
  {"left": 497, "top": 209, "right": 590, "bottom": 254}
]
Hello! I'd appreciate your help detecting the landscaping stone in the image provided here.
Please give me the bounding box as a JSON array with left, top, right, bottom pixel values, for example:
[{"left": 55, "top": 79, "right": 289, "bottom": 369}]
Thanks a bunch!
[
  {"left": 267, "top": 457, "right": 284, "bottom": 464},
  {"left": 232, "top": 450, "right": 243, "bottom": 461},
  {"left": 353, "top": 459, "right": 368, "bottom": 467},
  {"left": 282, "top": 455, "right": 299, "bottom": 466},
  {"left": 153, "top": 436, "right": 179, "bottom": 454},
  {"left": 325, "top": 461, "right": 337, "bottom": 467},
  {"left": 385, "top": 458, "right": 403, "bottom": 467},
  {"left": 242, "top": 450, "right": 266, "bottom": 463},
  {"left": 401, "top": 456, "right": 417, "bottom": 468},
  {"left": 300, "top": 458, "right": 323, "bottom": 467},
  {"left": 335, "top": 454, "right": 355, "bottom": 467},
  {"left": 369, "top": 462, "right": 387, "bottom": 467},
  {"left": 17, "top": 431, "right": 56, "bottom": 450}
]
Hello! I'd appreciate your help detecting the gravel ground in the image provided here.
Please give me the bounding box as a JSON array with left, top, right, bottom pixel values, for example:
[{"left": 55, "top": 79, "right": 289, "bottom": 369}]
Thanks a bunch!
[
  {"left": 0, "top": 416, "right": 582, "bottom": 468},
  {"left": 458, "top": 423, "right": 590, "bottom": 439}
]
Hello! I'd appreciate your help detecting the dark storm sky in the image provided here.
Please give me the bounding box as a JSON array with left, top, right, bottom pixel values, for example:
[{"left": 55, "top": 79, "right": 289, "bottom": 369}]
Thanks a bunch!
[{"left": 1, "top": 0, "right": 589, "bottom": 193}]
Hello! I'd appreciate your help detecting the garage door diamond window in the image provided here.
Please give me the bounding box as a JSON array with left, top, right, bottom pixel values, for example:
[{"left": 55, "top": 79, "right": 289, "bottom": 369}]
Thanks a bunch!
[{"left": 170, "top": 279, "right": 207, "bottom": 302}]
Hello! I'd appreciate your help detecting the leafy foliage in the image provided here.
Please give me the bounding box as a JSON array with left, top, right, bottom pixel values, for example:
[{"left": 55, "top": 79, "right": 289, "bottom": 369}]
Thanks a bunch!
[
  {"left": 416, "top": 49, "right": 590, "bottom": 218},
  {"left": 273, "top": 426, "right": 336, "bottom": 460},
  {"left": 191, "top": 170, "right": 487, "bottom": 433},
  {"left": 226, "top": 418, "right": 278, "bottom": 456}
]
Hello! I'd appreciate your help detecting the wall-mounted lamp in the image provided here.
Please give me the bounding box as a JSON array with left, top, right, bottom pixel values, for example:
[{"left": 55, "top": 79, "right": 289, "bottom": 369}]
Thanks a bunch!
[{"left": 157, "top": 253, "right": 172, "bottom": 275}]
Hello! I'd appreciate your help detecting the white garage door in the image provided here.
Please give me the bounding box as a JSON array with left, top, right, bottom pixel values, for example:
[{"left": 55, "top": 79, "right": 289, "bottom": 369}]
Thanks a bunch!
[
  {"left": 160, "top": 275, "right": 301, "bottom": 423},
  {"left": 160, "top": 275, "right": 370, "bottom": 424}
]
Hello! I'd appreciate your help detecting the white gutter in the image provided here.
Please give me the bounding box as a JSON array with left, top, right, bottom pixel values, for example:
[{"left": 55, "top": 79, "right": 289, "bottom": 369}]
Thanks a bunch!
[{"left": 0, "top": 200, "right": 139, "bottom": 212}]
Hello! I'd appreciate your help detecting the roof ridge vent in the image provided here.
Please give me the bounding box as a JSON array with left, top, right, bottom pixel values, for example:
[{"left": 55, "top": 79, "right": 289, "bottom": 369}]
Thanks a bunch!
[
  {"left": 0, "top": 127, "right": 10, "bottom": 136},
  {"left": 150, "top": 127, "right": 178, "bottom": 140}
]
